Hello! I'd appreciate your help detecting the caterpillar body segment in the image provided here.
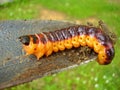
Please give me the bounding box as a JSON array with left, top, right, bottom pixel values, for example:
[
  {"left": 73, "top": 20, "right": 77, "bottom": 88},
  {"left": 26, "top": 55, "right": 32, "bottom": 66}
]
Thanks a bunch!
[{"left": 19, "top": 22, "right": 115, "bottom": 65}]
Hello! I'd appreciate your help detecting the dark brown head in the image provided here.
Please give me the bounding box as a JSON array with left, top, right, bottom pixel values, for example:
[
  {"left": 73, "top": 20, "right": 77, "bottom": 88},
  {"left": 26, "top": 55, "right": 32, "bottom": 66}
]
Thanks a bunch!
[
  {"left": 19, "top": 35, "right": 40, "bottom": 55},
  {"left": 19, "top": 36, "right": 30, "bottom": 46}
]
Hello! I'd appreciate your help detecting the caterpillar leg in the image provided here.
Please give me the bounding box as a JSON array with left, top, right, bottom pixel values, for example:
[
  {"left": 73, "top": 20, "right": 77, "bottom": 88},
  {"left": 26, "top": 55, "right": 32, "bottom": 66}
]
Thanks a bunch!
[
  {"left": 64, "top": 39, "right": 72, "bottom": 49},
  {"left": 58, "top": 40, "right": 65, "bottom": 51},
  {"left": 93, "top": 40, "right": 104, "bottom": 53},
  {"left": 53, "top": 42, "right": 59, "bottom": 52},
  {"left": 78, "top": 35, "right": 86, "bottom": 46},
  {"left": 97, "top": 50, "right": 107, "bottom": 64},
  {"left": 34, "top": 52, "right": 45, "bottom": 60},
  {"left": 86, "top": 36, "right": 96, "bottom": 48},
  {"left": 72, "top": 36, "right": 80, "bottom": 48}
]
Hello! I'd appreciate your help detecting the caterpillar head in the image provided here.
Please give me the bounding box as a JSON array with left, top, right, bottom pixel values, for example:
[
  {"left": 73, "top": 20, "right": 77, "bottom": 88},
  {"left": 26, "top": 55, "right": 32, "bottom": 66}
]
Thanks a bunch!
[
  {"left": 19, "top": 36, "right": 30, "bottom": 45},
  {"left": 19, "top": 35, "right": 37, "bottom": 55}
]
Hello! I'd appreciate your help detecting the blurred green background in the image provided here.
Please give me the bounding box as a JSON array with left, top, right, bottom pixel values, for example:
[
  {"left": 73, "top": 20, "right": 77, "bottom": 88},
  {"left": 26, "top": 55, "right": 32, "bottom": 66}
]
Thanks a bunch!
[{"left": 0, "top": 0, "right": 120, "bottom": 90}]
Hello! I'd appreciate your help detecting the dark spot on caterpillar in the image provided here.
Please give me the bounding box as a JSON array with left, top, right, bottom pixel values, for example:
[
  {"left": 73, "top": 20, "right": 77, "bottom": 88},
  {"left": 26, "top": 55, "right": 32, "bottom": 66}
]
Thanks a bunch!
[
  {"left": 19, "top": 36, "right": 30, "bottom": 45},
  {"left": 34, "top": 48, "right": 37, "bottom": 50}
]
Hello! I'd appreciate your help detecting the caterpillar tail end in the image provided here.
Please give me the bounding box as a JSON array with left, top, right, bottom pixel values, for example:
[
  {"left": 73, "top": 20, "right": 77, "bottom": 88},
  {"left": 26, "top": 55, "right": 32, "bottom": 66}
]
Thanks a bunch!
[{"left": 97, "top": 47, "right": 115, "bottom": 65}]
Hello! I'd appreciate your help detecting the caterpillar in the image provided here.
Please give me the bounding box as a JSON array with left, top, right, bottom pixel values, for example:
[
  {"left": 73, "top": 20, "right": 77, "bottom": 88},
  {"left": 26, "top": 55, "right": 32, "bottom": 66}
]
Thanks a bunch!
[{"left": 19, "top": 21, "right": 115, "bottom": 65}]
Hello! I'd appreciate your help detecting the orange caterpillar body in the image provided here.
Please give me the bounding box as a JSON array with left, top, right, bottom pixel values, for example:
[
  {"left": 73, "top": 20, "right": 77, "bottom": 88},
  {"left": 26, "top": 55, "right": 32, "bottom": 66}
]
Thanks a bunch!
[{"left": 19, "top": 21, "right": 115, "bottom": 65}]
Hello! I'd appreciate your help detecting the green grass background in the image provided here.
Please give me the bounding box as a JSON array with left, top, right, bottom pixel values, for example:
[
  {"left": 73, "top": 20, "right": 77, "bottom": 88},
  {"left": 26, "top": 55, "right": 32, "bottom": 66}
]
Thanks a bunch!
[{"left": 0, "top": 0, "right": 120, "bottom": 90}]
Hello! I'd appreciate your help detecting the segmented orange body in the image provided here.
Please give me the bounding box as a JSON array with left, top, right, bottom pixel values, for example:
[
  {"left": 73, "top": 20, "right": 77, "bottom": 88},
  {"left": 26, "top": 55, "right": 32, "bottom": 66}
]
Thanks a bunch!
[{"left": 19, "top": 23, "right": 115, "bottom": 65}]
